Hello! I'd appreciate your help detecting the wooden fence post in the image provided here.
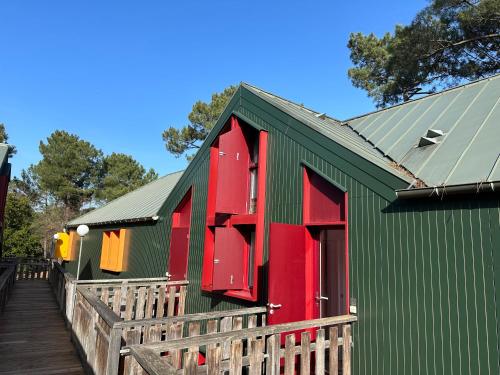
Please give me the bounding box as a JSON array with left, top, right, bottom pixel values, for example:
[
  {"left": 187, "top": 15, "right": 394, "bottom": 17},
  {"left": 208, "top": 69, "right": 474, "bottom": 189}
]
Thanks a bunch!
[
  {"left": 106, "top": 326, "right": 122, "bottom": 375},
  {"left": 343, "top": 324, "right": 352, "bottom": 375}
]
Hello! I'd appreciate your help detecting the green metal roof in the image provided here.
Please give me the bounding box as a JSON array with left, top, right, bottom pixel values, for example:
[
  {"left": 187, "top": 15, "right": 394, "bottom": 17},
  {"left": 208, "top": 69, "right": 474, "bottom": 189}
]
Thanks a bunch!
[
  {"left": 346, "top": 74, "right": 500, "bottom": 186},
  {"left": 242, "top": 83, "right": 413, "bottom": 183},
  {"left": 244, "top": 74, "right": 500, "bottom": 188},
  {"left": 67, "top": 170, "right": 184, "bottom": 227}
]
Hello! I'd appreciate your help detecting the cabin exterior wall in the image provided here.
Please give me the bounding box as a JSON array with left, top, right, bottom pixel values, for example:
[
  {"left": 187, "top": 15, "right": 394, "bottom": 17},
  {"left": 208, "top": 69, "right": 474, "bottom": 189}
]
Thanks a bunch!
[{"left": 63, "top": 86, "right": 500, "bottom": 374}]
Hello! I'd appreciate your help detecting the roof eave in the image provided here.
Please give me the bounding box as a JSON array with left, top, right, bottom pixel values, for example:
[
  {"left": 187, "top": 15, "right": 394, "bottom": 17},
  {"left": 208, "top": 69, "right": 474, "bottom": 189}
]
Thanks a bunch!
[{"left": 66, "top": 215, "right": 159, "bottom": 229}]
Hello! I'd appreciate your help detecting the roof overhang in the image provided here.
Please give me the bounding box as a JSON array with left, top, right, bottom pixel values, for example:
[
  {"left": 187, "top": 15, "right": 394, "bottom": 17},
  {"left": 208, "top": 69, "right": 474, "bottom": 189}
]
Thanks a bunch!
[
  {"left": 66, "top": 215, "right": 159, "bottom": 229},
  {"left": 396, "top": 181, "right": 500, "bottom": 199}
]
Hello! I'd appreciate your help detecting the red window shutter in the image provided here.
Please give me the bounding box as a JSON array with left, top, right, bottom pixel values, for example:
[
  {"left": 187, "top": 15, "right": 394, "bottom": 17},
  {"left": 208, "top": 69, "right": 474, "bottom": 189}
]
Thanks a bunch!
[
  {"left": 307, "top": 171, "right": 345, "bottom": 223},
  {"left": 212, "top": 227, "right": 245, "bottom": 290},
  {"left": 168, "top": 227, "right": 190, "bottom": 281},
  {"left": 267, "top": 223, "right": 307, "bottom": 325},
  {"left": 215, "top": 127, "right": 250, "bottom": 214}
]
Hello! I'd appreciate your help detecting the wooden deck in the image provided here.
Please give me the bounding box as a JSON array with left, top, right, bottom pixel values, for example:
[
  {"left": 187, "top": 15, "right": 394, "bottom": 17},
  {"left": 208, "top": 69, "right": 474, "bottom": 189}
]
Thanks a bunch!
[{"left": 0, "top": 280, "right": 84, "bottom": 375}]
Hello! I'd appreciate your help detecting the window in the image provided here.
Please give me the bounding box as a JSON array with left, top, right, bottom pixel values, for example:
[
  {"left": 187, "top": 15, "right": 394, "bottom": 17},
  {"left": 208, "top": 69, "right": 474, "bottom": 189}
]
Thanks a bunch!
[
  {"left": 100, "top": 229, "right": 129, "bottom": 272},
  {"left": 201, "top": 116, "right": 268, "bottom": 301},
  {"left": 168, "top": 188, "right": 193, "bottom": 281}
]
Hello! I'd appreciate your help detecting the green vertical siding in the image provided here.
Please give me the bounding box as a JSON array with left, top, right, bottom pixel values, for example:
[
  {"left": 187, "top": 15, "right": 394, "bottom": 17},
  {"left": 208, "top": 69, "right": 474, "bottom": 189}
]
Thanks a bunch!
[{"left": 65, "top": 86, "right": 500, "bottom": 374}]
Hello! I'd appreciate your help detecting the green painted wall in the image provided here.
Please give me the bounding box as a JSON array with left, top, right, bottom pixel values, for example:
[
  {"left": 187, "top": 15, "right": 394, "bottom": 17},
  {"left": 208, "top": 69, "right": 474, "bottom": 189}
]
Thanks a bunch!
[{"left": 64, "top": 86, "right": 500, "bottom": 374}]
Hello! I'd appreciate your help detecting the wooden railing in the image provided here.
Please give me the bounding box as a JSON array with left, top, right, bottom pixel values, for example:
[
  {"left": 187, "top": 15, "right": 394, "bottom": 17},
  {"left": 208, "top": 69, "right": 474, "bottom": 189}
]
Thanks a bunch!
[
  {"left": 129, "top": 314, "right": 357, "bottom": 375},
  {"left": 0, "top": 263, "right": 16, "bottom": 314},
  {"left": 120, "top": 306, "right": 267, "bottom": 372},
  {"left": 0, "top": 257, "right": 50, "bottom": 280},
  {"left": 48, "top": 260, "right": 190, "bottom": 374}
]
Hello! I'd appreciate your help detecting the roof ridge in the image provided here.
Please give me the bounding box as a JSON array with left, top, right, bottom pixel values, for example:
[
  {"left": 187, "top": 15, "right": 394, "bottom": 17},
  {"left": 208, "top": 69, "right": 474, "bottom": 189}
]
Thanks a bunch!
[
  {"left": 241, "top": 83, "right": 342, "bottom": 124},
  {"left": 343, "top": 73, "right": 500, "bottom": 123}
]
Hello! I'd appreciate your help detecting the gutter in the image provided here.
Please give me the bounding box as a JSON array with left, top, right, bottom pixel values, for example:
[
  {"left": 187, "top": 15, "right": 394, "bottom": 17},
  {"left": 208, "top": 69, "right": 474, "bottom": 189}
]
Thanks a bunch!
[
  {"left": 65, "top": 215, "right": 160, "bottom": 229},
  {"left": 396, "top": 181, "right": 500, "bottom": 199}
]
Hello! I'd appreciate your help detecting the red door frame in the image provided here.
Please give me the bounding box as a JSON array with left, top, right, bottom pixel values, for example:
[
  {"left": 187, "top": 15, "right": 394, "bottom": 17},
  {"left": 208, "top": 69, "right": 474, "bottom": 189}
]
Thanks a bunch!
[
  {"left": 303, "top": 168, "right": 349, "bottom": 317},
  {"left": 168, "top": 187, "right": 193, "bottom": 281}
]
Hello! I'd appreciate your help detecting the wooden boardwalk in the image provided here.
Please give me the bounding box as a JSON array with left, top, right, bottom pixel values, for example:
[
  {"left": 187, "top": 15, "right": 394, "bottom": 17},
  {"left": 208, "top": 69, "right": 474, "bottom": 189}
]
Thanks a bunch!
[{"left": 0, "top": 279, "right": 84, "bottom": 375}]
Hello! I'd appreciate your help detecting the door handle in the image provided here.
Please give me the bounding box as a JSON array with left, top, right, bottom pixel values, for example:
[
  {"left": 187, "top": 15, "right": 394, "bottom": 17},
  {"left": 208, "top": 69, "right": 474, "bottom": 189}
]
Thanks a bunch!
[
  {"left": 316, "top": 296, "right": 329, "bottom": 301},
  {"left": 268, "top": 303, "right": 282, "bottom": 309}
]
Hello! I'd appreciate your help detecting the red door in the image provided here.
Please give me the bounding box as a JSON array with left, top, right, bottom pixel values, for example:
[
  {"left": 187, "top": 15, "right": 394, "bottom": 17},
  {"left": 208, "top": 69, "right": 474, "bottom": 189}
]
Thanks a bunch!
[
  {"left": 212, "top": 227, "right": 246, "bottom": 290},
  {"left": 215, "top": 127, "right": 250, "bottom": 214},
  {"left": 168, "top": 227, "right": 189, "bottom": 281},
  {"left": 268, "top": 223, "right": 308, "bottom": 325}
]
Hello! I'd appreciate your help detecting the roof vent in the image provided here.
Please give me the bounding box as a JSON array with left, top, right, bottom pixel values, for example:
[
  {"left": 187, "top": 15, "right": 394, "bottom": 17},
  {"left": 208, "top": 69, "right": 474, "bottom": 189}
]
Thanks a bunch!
[
  {"left": 417, "top": 129, "right": 444, "bottom": 147},
  {"left": 315, "top": 112, "right": 327, "bottom": 119}
]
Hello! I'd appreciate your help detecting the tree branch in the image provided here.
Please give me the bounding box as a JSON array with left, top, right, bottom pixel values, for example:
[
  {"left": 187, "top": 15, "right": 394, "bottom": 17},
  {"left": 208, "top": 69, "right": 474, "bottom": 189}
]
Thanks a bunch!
[{"left": 424, "top": 34, "right": 500, "bottom": 59}]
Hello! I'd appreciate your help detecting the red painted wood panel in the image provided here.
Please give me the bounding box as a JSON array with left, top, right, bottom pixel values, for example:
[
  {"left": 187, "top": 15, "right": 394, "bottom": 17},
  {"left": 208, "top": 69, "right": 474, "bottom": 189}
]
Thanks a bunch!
[
  {"left": 212, "top": 227, "right": 245, "bottom": 290},
  {"left": 215, "top": 127, "right": 250, "bottom": 214},
  {"left": 267, "top": 223, "right": 307, "bottom": 325},
  {"left": 305, "top": 170, "right": 345, "bottom": 223},
  {"left": 168, "top": 227, "right": 190, "bottom": 281}
]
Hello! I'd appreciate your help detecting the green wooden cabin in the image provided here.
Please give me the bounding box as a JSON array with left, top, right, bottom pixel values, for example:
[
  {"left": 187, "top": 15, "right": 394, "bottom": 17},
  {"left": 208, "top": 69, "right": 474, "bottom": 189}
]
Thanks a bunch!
[{"left": 65, "top": 75, "right": 500, "bottom": 375}]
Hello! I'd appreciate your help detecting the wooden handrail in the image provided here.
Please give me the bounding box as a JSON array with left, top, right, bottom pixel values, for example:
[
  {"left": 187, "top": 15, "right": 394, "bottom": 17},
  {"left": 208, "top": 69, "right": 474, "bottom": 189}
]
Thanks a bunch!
[
  {"left": 132, "top": 314, "right": 357, "bottom": 353},
  {"left": 116, "top": 306, "right": 267, "bottom": 329}
]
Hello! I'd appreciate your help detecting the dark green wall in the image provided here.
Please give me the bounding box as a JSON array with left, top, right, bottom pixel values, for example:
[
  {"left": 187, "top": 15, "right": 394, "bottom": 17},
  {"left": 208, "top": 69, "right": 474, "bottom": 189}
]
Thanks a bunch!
[{"left": 65, "top": 86, "right": 500, "bottom": 374}]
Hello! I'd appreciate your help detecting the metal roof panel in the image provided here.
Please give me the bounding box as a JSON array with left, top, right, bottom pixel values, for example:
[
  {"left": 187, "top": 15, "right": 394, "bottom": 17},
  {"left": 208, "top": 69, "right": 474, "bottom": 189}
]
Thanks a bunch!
[{"left": 67, "top": 170, "right": 184, "bottom": 226}]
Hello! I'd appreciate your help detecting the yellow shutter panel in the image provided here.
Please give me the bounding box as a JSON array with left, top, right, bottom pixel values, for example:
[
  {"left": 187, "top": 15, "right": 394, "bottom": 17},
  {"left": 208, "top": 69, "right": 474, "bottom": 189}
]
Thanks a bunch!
[
  {"left": 63, "top": 230, "right": 78, "bottom": 261},
  {"left": 54, "top": 232, "right": 69, "bottom": 259}
]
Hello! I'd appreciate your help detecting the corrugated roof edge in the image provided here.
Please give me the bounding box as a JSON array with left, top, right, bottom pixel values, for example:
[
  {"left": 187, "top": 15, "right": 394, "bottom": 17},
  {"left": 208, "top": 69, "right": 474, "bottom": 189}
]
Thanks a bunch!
[
  {"left": 342, "top": 73, "right": 500, "bottom": 123},
  {"left": 66, "top": 170, "right": 184, "bottom": 228}
]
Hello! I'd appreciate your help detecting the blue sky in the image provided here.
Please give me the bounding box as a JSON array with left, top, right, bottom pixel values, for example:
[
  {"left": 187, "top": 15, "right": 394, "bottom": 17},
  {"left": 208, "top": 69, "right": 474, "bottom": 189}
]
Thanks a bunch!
[{"left": 1, "top": 0, "right": 426, "bottom": 178}]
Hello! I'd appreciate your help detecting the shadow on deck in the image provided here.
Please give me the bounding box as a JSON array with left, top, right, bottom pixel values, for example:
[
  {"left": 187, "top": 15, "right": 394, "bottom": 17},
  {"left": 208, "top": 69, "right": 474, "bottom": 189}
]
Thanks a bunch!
[{"left": 0, "top": 279, "right": 85, "bottom": 374}]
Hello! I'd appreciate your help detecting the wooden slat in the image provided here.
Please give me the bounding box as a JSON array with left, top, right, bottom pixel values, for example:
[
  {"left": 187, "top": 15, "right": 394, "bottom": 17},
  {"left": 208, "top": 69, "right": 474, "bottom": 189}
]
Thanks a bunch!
[
  {"left": 329, "top": 326, "right": 339, "bottom": 375},
  {"left": 301, "top": 331, "right": 311, "bottom": 375},
  {"left": 220, "top": 316, "right": 233, "bottom": 359},
  {"left": 167, "top": 286, "right": 176, "bottom": 317},
  {"left": 183, "top": 351, "right": 198, "bottom": 375},
  {"left": 315, "top": 328, "right": 325, "bottom": 375},
  {"left": 124, "top": 329, "right": 141, "bottom": 375},
  {"left": 207, "top": 346, "right": 221, "bottom": 375},
  {"left": 145, "top": 287, "right": 155, "bottom": 319},
  {"left": 284, "top": 334, "right": 295, "bottom": 375},
  {"left": 177, "top": 286, "right": 187, "bottom": 315},
  {"left": 112, "top": 289, "right": 122, "bottom": 316},
  {"left": 157, "top": 286, "right": 166, "bottom": 318},
  {"left": 229, "top": 339, "right": 243, "bottom": 375},
  {"left": 125, "top": 288, "right": 135, "bottom": 320},
  {"left": 136, "top": 287, "right": 147, "bottom": 320},
  {"left": 342, "top": 324, "right": 351, "bottom": 375},
  {"left": 188, "top": 322, "right": 201, "bottom": 353}
]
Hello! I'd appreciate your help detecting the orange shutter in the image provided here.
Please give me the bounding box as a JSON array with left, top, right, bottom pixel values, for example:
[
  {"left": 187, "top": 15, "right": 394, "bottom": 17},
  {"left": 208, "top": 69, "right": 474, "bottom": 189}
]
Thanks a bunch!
[{"left": 100, "top": 229, "right": 129, "bottom": 272}]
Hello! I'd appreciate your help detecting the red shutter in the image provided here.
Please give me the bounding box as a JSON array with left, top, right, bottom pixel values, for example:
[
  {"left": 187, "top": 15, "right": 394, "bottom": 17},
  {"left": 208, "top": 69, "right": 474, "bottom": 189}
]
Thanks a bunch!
[
  {"left": 307, "top": 171, "right": 345, "bottom": 223},
  {"left": 168, "top": 227, "right": 190, "bottom": 281},
  {"left": 267, "top": 223, "right": 307, "bottom": 325},
  {"left": 212, "top": 227, "right": 245, "bottom": 290},
  {"left": 215, "top": 127, "right": 250, "bottom": 214}
]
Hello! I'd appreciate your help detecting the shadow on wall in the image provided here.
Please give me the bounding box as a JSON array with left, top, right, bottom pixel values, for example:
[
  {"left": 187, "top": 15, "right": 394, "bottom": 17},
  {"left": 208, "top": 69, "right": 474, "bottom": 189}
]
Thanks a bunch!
[{"left": 80, "top": 260, "right": 93, "bottom": 280}]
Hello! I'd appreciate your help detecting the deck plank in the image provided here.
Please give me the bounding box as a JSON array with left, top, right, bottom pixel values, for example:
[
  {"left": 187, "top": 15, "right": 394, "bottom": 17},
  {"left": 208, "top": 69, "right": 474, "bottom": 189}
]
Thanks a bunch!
[{"left": 0, "top": 280, "right": 85, "bottom": 375}]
